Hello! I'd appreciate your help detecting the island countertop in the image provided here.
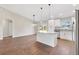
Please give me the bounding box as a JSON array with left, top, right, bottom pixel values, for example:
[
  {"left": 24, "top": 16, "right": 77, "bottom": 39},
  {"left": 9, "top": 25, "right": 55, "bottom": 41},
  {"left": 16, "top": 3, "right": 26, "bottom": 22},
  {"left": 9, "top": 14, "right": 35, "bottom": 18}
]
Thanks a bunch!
[{"left": 38, "top": 31, "right": 58, "bottom": 34}]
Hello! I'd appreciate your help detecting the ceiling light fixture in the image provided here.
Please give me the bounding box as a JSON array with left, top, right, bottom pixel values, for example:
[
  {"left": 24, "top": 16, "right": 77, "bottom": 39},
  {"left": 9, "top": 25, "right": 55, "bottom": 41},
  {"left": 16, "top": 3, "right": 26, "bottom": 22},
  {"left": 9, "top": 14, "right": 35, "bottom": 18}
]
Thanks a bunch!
[
  {"left": 32, "top": 14, "right": 37, "bottom": 26},
  {"left": 33, "top": 14, "right": 35, "bottom": 23},
  {"left": 48, "top": 4, "right": 54, "bottom": 20},
  {"left": 48, "top": 4, "right": 51, "bottom": 20},
  {"left": 73, "top": 10, "right": 75, "bottom": 13},
  {"left": 72, "top": 4, "right": 77, "bottom": 7},
  {"left": 40, "top": 7, "right": 43, "bottom": 24}
]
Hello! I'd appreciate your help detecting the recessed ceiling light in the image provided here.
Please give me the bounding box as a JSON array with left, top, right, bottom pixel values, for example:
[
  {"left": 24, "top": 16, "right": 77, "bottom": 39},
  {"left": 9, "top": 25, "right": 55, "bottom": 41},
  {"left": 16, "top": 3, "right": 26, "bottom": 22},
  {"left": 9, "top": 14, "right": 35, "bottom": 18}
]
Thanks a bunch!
[
  {"left": 72, "top": 4, "right": 77, "bottom": 7},
  {"left": 73, "top": 10, "right": 75, "bottom": 13}
]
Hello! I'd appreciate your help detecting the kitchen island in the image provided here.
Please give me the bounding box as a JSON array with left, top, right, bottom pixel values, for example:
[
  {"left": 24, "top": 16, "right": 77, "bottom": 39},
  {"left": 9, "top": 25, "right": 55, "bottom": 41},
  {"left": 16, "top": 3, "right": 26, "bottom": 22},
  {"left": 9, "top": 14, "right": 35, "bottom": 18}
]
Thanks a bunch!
[{"left": 37, "top": 31, "right": 58, "bottom": 47}]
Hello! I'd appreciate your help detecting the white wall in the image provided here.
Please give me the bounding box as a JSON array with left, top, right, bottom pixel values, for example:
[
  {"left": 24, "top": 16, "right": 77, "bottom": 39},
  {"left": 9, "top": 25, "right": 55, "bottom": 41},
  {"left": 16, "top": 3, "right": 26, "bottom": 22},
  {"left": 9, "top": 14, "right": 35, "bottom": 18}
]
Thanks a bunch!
[
  {"left": 0, "top": 7, "right": 34, "bottom": 39},
  {"left": 13, "top": 16, "right": 34, "bottom": 37}
]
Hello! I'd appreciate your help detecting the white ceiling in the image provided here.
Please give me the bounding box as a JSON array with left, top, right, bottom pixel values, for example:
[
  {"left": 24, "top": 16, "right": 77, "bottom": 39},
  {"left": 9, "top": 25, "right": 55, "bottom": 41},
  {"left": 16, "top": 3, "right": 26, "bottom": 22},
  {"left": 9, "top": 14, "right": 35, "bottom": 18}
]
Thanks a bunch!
[{"left": 0, "top": 4, "right": 79, "bottom": 22}]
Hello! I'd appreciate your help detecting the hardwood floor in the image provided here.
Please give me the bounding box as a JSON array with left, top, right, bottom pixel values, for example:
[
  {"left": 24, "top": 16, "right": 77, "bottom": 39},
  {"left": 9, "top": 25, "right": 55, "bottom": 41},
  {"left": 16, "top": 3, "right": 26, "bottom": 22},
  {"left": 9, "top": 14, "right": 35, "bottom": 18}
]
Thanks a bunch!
[{"left": 0, "top": 35, "right": 75, "bottom": 55}]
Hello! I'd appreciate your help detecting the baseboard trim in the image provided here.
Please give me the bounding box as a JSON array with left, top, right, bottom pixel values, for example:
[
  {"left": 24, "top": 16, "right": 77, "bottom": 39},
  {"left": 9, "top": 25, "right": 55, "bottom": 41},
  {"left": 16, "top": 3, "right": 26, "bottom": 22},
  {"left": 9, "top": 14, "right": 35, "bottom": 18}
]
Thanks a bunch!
[
  {"left": 13, "top": 34, "right": 35, "bottom": 39},
  {"left": 59, "top": 37, "right": 74, "bottom": 42},
  {"left": 3, "top": 36, "right": 12, "bottom": 38}
]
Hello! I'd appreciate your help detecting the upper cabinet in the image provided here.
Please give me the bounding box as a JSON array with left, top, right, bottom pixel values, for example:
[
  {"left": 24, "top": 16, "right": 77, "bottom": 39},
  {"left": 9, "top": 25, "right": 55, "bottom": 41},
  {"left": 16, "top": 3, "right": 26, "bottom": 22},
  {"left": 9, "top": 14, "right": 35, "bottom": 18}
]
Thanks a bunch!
[
  {"left": 54, "top": 17, "right": 75, "bottom": 31},
  {"left": 60, "top": 17, "right": 73, "bottom": 28}
]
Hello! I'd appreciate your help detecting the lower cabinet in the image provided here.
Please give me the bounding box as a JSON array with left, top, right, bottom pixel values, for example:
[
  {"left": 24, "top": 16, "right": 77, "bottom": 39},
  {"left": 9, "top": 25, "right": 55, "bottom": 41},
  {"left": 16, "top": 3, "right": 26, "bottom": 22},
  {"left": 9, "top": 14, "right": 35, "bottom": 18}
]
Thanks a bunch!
[{"left": 60, "top": 30, "right": 73, "bottom": 41}]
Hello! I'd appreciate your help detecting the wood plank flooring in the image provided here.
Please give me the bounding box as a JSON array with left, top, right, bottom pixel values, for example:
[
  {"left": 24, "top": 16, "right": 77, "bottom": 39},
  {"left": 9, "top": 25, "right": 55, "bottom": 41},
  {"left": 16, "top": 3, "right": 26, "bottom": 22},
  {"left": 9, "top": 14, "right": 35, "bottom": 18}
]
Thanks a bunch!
[{"left": 0, "top": 35, "right": 75, "bottom": 55}]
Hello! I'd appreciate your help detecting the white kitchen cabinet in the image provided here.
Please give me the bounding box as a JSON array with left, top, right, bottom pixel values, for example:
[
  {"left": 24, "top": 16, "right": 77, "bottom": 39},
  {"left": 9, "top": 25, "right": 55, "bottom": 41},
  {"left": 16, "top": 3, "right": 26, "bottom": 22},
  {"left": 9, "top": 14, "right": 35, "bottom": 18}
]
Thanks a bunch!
[
  {"left": 60, "top": 31, "right": 65, "bottom": 39},
  {"left": 60, "top": 30, "right": 73, "bottom": 41}
]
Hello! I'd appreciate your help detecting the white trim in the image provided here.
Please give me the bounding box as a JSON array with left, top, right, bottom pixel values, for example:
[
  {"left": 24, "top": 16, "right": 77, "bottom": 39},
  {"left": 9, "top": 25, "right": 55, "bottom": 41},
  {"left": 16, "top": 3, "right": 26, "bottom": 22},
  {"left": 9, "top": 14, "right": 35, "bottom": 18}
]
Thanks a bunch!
[{"left": 13, "top": 33, "right": 35, "bottom": 38}]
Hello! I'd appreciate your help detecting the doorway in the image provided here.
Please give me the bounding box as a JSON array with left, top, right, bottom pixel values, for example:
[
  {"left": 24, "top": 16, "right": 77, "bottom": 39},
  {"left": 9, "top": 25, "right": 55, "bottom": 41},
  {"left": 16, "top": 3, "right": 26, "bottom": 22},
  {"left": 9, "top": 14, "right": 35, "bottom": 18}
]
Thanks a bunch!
[{"left": 3, "top": 19, "right": 13, "bottom": 40}]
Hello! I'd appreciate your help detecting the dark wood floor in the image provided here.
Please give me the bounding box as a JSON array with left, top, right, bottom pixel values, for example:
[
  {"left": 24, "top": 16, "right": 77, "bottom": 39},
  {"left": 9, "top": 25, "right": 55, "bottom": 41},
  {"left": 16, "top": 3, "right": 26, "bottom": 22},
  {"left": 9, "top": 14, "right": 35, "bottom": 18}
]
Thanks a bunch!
[{"left": 0, "top": 35, "right": 75, "bottom": 55}]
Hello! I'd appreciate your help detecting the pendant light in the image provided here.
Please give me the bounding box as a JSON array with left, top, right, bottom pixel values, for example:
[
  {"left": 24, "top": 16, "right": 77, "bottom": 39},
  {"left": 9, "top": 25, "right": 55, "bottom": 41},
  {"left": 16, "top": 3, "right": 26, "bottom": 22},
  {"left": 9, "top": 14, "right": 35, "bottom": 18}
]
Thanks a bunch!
[
  {"left": 32, "top": 14, "right": 36, "bottom": 26},
  {"left": 48, "top": 4, "right": 54, "bottom": 21},
  {"left": 33, "top": 14, "right": 35, "bottom": 23},
  {"left": 40, "top": 7, "right": 43, "bottom": 24},
  {"left": 48, "top": 4, "right": 51, "bottom": 20}
]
